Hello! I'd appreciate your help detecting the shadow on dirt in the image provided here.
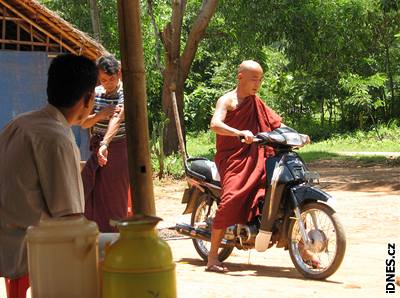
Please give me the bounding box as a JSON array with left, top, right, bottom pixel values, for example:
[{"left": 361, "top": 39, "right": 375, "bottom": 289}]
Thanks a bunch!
[
  {"left": 177, "top": 258, "right": 343, "bottom": 283},
  {"left": 300, "top": 151, "right": 400, "bottom": 165},
  {"left": 307, "top": 159, "right": 400, "bottom": 192}
]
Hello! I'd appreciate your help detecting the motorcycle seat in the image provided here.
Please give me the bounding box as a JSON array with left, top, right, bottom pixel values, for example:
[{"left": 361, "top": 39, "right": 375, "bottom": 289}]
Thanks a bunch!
[{"left": 187, "top": 158, "right": 221, "bottom": 187}]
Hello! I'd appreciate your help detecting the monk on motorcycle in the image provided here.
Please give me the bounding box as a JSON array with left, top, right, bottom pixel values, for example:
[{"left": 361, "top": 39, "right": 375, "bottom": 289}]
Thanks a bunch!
[{"left": 207, "top": 60, "right": 282, "bottom": 272}]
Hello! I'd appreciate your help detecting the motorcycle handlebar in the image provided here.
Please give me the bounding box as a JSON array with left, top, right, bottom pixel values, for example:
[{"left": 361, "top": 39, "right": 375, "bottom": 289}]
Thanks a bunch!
[
  {"left": 239, "top": 132, "right": 310, "bottom": 147},
  {"left": 239, "top": 136, "right": 262, "bottom": 143}
]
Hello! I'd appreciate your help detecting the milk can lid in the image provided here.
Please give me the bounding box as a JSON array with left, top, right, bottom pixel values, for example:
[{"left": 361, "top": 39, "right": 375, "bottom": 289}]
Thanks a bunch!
[{"left": 110, "top": 214, "right": 162, "bottom": 227}]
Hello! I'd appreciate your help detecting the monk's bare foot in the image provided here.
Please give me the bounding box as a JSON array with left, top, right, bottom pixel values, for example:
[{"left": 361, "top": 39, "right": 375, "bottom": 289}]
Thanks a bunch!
[
  {"left": 205, "top": 263, "right": 228, "bottom": 273},
  {"left": 206, "top": 257, "right": 228, "bottom": 273}
]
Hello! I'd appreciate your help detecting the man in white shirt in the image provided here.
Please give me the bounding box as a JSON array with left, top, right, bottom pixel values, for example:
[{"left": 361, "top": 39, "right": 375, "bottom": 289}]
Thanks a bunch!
[{"left": 0, "top": 54, "right": 98, "bottom": 291}]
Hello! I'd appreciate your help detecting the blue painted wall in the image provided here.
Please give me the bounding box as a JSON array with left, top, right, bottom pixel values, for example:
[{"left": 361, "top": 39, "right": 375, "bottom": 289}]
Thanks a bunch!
[{"left": 0, "top": 51, "right": 90, "bottom": 160}]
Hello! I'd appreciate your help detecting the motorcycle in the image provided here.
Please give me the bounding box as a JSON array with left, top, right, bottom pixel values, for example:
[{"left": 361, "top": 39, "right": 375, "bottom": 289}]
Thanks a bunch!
[{"left": 175, "top": 126, "right": 346, "bottom": 280}]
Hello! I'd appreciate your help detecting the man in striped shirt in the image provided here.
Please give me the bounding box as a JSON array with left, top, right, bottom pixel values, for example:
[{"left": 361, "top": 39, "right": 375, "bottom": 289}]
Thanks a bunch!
[{"left": 81, "top": 55, "right": 130, "bottom": 232}]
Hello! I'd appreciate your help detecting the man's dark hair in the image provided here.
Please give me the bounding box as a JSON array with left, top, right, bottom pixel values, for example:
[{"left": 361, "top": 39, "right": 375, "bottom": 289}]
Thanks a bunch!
[
  {"left": 47, "top": 54, "right": 98, "bottom": 108},
  {"left": 96, "top": 55, "right": 120, "bottom": 75}
]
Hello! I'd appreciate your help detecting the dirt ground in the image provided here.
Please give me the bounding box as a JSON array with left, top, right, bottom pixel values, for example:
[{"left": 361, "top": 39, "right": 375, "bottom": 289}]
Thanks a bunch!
[
  {"left": 154, "top": 159, "right": 400, "bottom": 298},
  {"left": 1, "top": 160, "right": 398, "bottom": 297}
]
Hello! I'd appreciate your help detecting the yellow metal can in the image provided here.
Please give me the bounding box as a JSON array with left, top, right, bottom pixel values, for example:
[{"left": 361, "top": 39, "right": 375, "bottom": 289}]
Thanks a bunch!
[{"left": 102, "top": 215, "right": 176, "bottom": 298}]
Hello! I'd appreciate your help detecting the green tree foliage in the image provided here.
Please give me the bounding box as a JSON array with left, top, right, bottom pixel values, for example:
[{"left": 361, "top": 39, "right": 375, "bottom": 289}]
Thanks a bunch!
[
  {"left": 190, "top": 0, "right": 400, "bottom": 139},
  {"left": 40, "top": 0, "right": 400, "bottom": 144}
]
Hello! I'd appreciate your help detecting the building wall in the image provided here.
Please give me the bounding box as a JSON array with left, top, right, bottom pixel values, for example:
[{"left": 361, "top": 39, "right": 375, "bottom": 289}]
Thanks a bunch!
[{"left": 0, "top": 51, "right": 90, "bottom": 160}]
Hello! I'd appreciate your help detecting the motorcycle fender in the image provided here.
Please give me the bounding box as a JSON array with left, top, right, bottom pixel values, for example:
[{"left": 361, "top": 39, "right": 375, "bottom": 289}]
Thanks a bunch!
[
  {"left": 182, "top": 187, "right": 202, "bottom": 214},
  {"left": 292, "top": 185, "right": 336, "bottom": 207}
]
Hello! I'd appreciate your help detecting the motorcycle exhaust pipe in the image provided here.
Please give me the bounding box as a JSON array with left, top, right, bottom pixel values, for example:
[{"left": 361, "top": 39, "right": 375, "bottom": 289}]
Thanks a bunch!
[
  {"left": 175, "top": 223, "right": 211, "bottom": 241},
  {"left": 175, "top": 223, "right": 234, "bottom": 247}
]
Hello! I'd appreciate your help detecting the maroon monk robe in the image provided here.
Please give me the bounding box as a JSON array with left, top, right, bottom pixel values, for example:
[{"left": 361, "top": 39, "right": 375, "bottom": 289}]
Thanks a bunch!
[
  {"left": 213, "top": 95, "right": 282, "bottom": 229},
  {"left": 82, "top": 135, "right": 129, "bottom": 232}
]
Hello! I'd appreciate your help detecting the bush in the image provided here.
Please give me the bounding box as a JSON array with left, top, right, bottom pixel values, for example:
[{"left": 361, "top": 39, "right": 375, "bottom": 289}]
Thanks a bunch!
[{"left": 184, "top": 85, "right": 218, "bottom": 133}]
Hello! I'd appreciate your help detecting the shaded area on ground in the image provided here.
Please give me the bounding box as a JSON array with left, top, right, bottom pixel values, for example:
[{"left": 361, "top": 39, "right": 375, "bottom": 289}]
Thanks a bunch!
[
  {"left": 308, "top": 159, "right": 400, "bottom": 192},
  {"left": 300, "top": 150, "right": 400, "bottom": 164}
]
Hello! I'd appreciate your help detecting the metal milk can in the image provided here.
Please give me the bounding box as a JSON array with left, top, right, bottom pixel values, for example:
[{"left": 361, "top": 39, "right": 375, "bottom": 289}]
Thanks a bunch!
[{"left": 102, "top": 214, "right": 176, "bottom": 298}]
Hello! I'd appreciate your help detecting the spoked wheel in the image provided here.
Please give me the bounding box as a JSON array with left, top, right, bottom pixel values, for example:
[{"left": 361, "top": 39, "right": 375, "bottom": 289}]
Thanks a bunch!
[
  {"left": 288, "top": 202, "right": 346, "bottom": 280},
  {"left": 191, "top": 195, "right": 234, "bottom": 262}
]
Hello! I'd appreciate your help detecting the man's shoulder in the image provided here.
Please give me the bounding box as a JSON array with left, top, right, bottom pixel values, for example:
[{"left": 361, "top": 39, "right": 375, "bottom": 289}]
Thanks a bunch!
[
  {"left": 220, "top": 90, "right": 235, "bottom": 99},
  {"left": 3, "top": 109, "right": 44, "bottom": 132},
  {"left": 0, "top": 110, "right": 72, "bottom": 152},
  {"left": 218, "top": 90, "right": 236, "bottom": 104},
  {"left": 13, "top": 109, "right": 41, "bottom": 121},
  {"left": 19, "top": 110, "right": 72, "bottom": 144}
]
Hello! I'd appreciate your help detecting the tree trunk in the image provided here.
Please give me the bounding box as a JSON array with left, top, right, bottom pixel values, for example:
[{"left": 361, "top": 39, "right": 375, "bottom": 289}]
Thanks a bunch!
[
  {"left": 381, "top": 87, "right": 387, "bottom": 119},
  {"left": 159, "top": 0, "right": 218, "bottom": 155},
  {"left": 328, "top": 100, "right": 333, "bottom": 128},
  {"left": 338, "top": 98, "right": 345, "bottom": 130},
  {"left": 384, "top": 42, "right": 396, "bottom": 117},
  {"left": 320, "top": 98, "right": 325, "bottom": 128},
  {"left": 88, "top": 0, "right": 101, "bottom": 42},
  {"left": 161, "top": 67, "right": 185, "bottom": 155}
]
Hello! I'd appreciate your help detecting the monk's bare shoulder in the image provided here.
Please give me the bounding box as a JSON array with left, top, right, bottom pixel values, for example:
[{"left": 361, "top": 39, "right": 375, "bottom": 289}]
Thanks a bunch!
[{"left": 217, "top": 90, "right": 237, "bottom": 111}]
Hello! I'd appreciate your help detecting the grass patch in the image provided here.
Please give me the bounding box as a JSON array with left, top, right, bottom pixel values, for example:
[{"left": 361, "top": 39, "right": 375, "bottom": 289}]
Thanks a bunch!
[
  {"left": 302, "top": 125, "right": 400, "bottom": 152},
  {"left": 186, "top": 131, "right": 216, "bottom": 160},
  {"left": 151, "top": 131, "right": 215, "bottom": 178},
  {"left": 299, "top": 125, "right": 400, "bottom": 163},
  {"left": 297, "top": 150, "right": 341, "bottom": 162},
  {"left": 151, "top": 126, "right": 400, "bottom": 178}
]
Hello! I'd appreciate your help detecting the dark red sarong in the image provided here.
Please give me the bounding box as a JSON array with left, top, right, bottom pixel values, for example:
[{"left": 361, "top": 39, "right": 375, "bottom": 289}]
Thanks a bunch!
[
  {"left": 82, "top": 135, "right": 130, "bottom": 232},
  {"left": 212, "top": 95, "right": 281, "bottom": 229}
]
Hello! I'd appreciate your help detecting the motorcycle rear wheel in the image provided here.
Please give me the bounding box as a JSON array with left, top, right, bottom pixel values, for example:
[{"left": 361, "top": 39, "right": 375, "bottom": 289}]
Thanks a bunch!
[
  {"left": 191, "top": 195, "right": 234, "bottom": 262},
  {"left": 288, "top": 201, "right": 346, "bottom": 280}
]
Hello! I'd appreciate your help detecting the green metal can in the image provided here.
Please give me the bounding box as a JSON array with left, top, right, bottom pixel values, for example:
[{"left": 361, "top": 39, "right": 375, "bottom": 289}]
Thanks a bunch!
[{"left": 102, "top": 215, "right": 176, "bottom": 298}]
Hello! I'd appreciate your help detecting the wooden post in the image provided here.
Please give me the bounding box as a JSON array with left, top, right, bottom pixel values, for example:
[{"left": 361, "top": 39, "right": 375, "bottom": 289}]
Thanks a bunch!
[{"left": 116, "top": 0, "right": 155, "bottom": 216}]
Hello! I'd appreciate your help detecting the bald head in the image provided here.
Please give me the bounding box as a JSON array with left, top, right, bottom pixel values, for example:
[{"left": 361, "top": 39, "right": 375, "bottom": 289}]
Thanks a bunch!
[
  {"left": 236, "top": 60, "right": 264, "bottom": 97},
  {"left": 238, "top": 60, "right": 263, "bottom": 75}
]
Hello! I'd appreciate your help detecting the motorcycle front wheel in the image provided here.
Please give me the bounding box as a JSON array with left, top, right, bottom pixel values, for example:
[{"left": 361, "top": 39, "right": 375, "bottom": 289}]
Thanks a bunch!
[
  {"left": 191, "top": 194, "right": 234, "bottom": 262},
  {"left": 288, "top": 201, "right": 346, "bottom": 280}
]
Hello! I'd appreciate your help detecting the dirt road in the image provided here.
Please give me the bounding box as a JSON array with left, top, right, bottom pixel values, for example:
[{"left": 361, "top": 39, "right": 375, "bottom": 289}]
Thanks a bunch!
[
  {"left": 155, "top": 160, "right": 400, "bottom": 298},
  {"left": 1, "top": 160, "right": 398, "bottom": 297}
]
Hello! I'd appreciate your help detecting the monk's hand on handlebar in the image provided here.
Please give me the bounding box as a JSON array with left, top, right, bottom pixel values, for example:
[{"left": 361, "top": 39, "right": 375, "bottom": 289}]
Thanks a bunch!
[{"left": 238, "top": 130, "right": 254, "bottom": 144}]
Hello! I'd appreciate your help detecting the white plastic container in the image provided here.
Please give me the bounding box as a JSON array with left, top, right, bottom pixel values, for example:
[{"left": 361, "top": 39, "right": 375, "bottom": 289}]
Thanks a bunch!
[{"left": 27, "top": 216, "right": 99, "bottom": 298}]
